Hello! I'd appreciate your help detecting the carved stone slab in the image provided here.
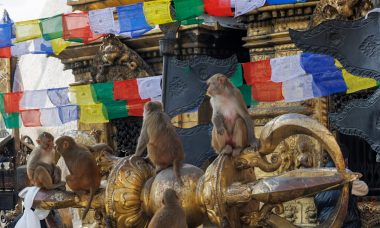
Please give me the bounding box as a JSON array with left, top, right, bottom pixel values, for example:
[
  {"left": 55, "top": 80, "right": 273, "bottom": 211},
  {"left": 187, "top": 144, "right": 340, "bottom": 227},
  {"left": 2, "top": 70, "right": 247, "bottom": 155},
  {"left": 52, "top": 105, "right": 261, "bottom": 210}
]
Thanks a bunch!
[
  {"left": 176, "top": 125, "right": 215, "bottom": 167},
  {"left": 289, "top": 12, "right": 380, "bottom": 80},
  {"left": 164, "top": 55, "right": 238, "bottom": 117},
  {"left": 330, "top": 87, "right": 380, "bottom": 153}
]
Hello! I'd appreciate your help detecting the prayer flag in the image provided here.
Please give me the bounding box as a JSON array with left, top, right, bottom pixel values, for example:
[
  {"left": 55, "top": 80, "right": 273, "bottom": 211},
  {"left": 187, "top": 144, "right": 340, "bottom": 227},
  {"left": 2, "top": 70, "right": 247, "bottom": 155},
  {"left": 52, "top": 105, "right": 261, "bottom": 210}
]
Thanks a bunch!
[
  {"left": 19, "top": 90, "right": 48, "bottom": 109},
  {"left": 79, "top": 103, "right": 109, "bottom": 124},
  {"left": 300, "top": 53, "right": 337, "bottom": 74},
  {"left": 242, "top": 60, "right": 271, "bottom": 85},
  {"left": 173, "top": 0, "right": 204, "bottom": 21},
  {"left": 282, "top": 74, "right": 315, "bottom": 102},
  {"left": 1, "top": 112, "right": 20, "bottom": 128},
  {"left": 59, "top": 105, "right": 79, "bottom": 123},
  {"left": 312, "top": 70, "right": 347, "bottom": 97},
  {"left": 89, "top": 8, "right": 118, "bottom": 34},
  {"left": 31, "top": 38, "right": 53, "bottom": 54},
  {"left": 15, "top": 20, "right": 42, "bottom": 42},
  {"left": 4, "top": 92, "right": 23, "bottom": 113},
  {"left": 270, "top": 54, "right": 306, "bottom": 82},
  {"left": 21, "top": 109, "right": 41, "bottom": 127},
  {"left": 92, "top": 82, "right": 114, "bottom": 104},
  {"left": 114, "top": 79, "right": 141, "bottom": 101},
  {"left": 204, "top": 0, "right": 233, "bottom": 16},
  {"left": 40, "top": 108, "right": 62, "bottom": 126},
  {"left": 11, "top": 41, "right": 30, "bottom": 57},
  {"left": 143, "top": 0, "right": 174, "bottom": 25},
  {"left": 40, "top": 14, "right": 63, "bottom": 41},
  {"left": 127, "top": 99, "right": 150, "bottom": 116},
  {"left": 69, "top": 85, "right": 95, "bottom": 105},
  {"left": 252, "top": 81, "right": 283, "bottom": 102},
  {"left": 62, "top": 12, "right": 92, "bottom": 41},
  {"left": 116, "top": 4, "right": 153, "bottom": 33},
  {"left": 0, "top": 23, "right": 13, "bottom": 48},
  {"left": 229, "top": 64, "right": 243, "bottom": 87},
  {"left": 235, "top": 0, "right": 266, "bottom": 17},
  {"left": 137, "top": 76, "right": 162, "bottom": 99},
  {"left": 104, "top": 100, "right": 128, "bottom": 119},
  {"left": 47, "top": 88, "right": 70, "bottom": 106},
  {"left": 238, "top": 84, "right": 252, "bottom": 106},
  {"left": 0, "top": 47, "right": 11, "bottom": 58},
  {"left": 51, "top": 38, "right": 71, "bottom": 55}
]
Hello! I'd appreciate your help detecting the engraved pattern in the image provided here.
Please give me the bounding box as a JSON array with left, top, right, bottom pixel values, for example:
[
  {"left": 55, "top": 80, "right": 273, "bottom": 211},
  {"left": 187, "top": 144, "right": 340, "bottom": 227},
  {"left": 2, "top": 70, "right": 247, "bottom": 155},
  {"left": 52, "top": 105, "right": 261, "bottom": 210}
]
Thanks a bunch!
[
  {"left": 168, "top": 75, "right": 187, "bottom": 97},
  {"left": 359, "top": 35, "right": 380, "bottom": 58}
]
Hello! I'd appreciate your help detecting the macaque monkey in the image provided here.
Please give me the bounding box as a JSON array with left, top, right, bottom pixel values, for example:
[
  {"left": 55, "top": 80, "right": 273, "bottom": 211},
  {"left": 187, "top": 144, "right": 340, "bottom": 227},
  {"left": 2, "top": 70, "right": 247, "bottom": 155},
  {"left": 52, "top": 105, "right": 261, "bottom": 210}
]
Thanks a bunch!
[
  {"left": 134, "top": 101, "right": 185, "bottom": 184},
  {"left": 27, "top": 132, "right": 65, "bottom": 190},
  {"left": 148, "top": 188, "right": 187, "bottom": 228},
  {"left": 207, "top": 73, "right": 260, "bottom": 156},
  {"left": 55, "top": 136, "right": 101, "bottom": 220}
]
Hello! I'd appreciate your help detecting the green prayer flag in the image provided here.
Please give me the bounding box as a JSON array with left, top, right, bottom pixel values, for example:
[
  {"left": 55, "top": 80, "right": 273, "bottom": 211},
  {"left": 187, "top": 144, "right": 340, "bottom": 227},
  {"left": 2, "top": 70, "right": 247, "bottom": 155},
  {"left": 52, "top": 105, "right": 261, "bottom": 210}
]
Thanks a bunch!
[
  {"left": 104, "top": 101, "right": 129, "bottom": 119},
  {"left": 2, "top": 112, "right": 20, "bottom": 129},
  {"left": 230, "top": 64, "right": 243, "bottom": 88},
  {"left": 92, "top": 82, "right": 114, "bottom": 104},
  {"left": 181, "top": 18, "right": 204, "bottom": 25},
  {"left": 174, "top": 0, "right": 204, "bottom": 21},
  {"left": 40, "top": 15, "right": 63, "bottom": 41},
  {"left": 238, "top": 84, "right": 252, "bottom": 106},
  {"left": 0, "top": 93, "right": 4, "bottom": 113}
]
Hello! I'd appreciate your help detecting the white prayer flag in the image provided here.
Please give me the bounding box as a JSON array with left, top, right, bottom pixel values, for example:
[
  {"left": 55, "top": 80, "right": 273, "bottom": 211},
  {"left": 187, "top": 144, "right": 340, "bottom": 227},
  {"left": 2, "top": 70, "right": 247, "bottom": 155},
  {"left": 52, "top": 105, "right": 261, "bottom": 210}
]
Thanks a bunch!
[
  {"left": 40, "top": 108, "right": 63, "bottom": 127},
  {"left": 137, "top": 76, "right": 162, "bottom": 99},
  {"left": 235, "top": 0, "right": 266, "bottom": 17},
  {"left": 282, "top": 74, "right": 315, "bottom": 102},
  {"left": 11, "top": 41, "right": 31, "bottom": 57},
  {"left": 270, "top": 54, "right": 306, "bottom": 82},
  {"left": 89, "top": 8, "right": 118, "bottom": 34},
  {"left": 20, "top": 90, "right": 49, "bottom": 109}
]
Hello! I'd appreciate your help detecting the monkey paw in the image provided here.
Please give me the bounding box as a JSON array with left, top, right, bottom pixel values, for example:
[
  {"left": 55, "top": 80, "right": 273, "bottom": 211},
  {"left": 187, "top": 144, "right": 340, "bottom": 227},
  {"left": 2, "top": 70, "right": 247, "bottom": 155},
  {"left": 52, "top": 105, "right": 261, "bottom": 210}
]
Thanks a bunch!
[{"left": 217, "top": 128, "right": 225, "bottom": 135}]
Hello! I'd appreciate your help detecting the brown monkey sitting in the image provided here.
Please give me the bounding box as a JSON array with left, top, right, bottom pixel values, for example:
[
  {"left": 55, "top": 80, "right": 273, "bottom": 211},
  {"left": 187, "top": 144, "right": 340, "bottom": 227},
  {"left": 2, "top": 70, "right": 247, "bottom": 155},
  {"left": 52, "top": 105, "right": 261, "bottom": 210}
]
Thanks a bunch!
[
  {"left": 55, "top": 136, "right": 101, "bottom": 220},
  {"left": 148, "top": 188, "right": 188, "bottom": 228},
  {"left": 134, "top": 101, "right": 185, "bottom": 184},
  {"left": 27, "top": 132, "right": 65, "bottom": 190},
  {"left": 207, "top": 73, "right": 260, "bottom": 157}
]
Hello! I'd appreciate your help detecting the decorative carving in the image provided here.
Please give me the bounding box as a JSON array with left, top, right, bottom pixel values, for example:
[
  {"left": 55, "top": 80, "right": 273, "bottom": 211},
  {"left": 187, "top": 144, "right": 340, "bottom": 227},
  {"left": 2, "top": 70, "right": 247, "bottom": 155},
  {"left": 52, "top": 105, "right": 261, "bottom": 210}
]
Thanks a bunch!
[
  {"left": 309, "top": 0, "right": 373, "bottom": 27},
  {"left": 305, "top": 205, "right": 318, "bottom": 224},
  {"left": 91, "top": 34, "right": 154, "bottom": 83},
  {"left": 284, "top": 205, "right": 298, "bottom": 223},
  {"left": 358, "top": 200, "right": 380, "bottom": 228},
  {"left": 330, "top": 87, "right": 380, "bottom": 153}
]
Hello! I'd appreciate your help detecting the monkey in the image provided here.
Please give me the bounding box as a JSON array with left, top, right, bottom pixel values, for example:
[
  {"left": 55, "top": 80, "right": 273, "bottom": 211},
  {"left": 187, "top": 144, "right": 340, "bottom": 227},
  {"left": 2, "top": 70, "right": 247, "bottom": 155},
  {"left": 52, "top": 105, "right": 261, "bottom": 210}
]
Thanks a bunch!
[
  {"left": 26, "top": 132, "right": 65, "bottom": 190},
  {"left": 207, "top": 73, "right": 260, "bottom": 157},
  {"left": 55, "top": 136, "right": 101, "bottom": 220},
  {"left": 134, "top": 101, "right": 185, "bottom": 184},
  {"left": 148, "top": 188, "right": 187, "bottom": 228}
]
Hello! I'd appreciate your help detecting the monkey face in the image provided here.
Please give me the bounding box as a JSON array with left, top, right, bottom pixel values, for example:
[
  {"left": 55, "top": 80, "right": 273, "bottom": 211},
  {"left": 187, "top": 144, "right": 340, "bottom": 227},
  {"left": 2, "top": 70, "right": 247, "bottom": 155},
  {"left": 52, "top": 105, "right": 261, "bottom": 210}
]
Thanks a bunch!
[
  {"left": 55, "top": 136, "right": 74, "bottom": 155},
  {"left": 206, "top": 74, "right": 229, "bottom": 96},
  {"left": 37, "top": 137, "right": 54, "bottom": 152}
]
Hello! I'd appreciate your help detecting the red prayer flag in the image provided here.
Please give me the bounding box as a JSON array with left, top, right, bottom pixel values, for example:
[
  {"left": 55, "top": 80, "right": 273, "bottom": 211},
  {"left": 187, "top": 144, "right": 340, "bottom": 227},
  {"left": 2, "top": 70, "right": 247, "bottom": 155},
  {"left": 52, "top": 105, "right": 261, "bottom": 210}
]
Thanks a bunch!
[
  {"left": 242, "top": 60, "right": 271, "bottom": 85},
  {"left": 204, "top": 0, "right": 233, "bottom": 16},
  {"left": 114, "top": 80, "right": 142, "bottom": 101},
  {"left": 4, "top": 92, "right": 23, "bottom": 113},
  {"left": 251, "top": 81, "right": 284, "bottom": 102},
  {"left": 62, "top": 12, "right": 93, "bottom": 41},
  {"left": 0, "top": 47, "right": 11, "bottom": 58},
  {"left": 21, "top": 109, "right": 42, "bottom": 127},
  {"left": 128, "top": 98, "right": 150, "bottom": 116}
]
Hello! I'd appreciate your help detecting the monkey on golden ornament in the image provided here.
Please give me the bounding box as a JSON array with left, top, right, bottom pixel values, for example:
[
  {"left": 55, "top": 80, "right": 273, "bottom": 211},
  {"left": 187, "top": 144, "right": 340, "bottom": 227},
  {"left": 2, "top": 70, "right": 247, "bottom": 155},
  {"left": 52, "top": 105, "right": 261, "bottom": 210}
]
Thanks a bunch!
[
  {"left": 55, "top": 136, "right": 101, "bottom": 220},
  {"left": 26, "top": 132, "right": 65, "bottom": 190},
  {"left": 148, "top": 188, "right": 188, "bottom": 228},
  {"left": 207, "top": 73, "right": 259, "bottom": 156},
  {"left": 134, "top": 101, "right": 185, "bottom": 184}
]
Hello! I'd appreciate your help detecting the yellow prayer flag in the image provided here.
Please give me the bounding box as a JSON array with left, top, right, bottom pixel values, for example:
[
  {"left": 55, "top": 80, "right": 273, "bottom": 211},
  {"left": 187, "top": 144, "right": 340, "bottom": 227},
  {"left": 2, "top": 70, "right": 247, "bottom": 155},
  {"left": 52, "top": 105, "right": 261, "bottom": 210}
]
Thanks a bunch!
[
  {"left": 15, "top": 20, "right": 42, "bottom": 42},
  {"left": 51, "top": 38, "right": 71, "bottom": 55},
  {"left": 335, "top": 60, "right": 377, "bottom": 94},
  {"left": 143, "top": 0, "right": 174, "bottom": 26},
  {"left": 69, "top": 85, "right": 96, "bottom": 105},
  {"left": 79, "top": 104, "right": 109, "bottom": 124}
]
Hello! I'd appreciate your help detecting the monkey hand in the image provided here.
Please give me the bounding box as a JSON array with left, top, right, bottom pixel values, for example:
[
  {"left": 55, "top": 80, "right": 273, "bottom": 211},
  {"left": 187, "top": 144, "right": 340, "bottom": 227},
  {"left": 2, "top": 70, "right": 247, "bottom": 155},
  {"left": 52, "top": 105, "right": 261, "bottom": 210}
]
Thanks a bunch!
[
  {"left": 217, "top": 127, "right": 226, "bottom": 135},
  {"left": 250, "top": 138, "right": 260, "bottom": 151}
]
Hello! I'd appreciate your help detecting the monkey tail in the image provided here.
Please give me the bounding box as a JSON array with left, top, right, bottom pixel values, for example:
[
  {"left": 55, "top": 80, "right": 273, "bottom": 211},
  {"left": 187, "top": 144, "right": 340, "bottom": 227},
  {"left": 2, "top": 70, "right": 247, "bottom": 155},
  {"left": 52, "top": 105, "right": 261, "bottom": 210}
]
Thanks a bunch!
[
  {"left": 173, "top": 159, "right": 183, "bottom": 185},
  {"left": 82, "top": 187, "right": 95, "bottom": 220}
]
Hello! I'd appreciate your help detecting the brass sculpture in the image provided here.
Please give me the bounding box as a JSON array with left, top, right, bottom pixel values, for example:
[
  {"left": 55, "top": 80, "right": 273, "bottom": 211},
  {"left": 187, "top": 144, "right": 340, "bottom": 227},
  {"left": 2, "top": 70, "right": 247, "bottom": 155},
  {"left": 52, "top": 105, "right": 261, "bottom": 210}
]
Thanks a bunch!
[{"left": 26, "top": 114, "right": 359, "bottom": 227}]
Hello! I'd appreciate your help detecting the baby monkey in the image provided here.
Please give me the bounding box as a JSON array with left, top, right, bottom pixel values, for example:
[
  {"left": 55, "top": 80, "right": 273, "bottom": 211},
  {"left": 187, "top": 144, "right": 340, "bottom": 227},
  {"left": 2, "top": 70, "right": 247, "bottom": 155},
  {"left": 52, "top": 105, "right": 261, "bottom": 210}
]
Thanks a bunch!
[
  {"left": 134, "top": 101, "right": 185, "bottom": 184},
  {"left": 26, "top": 132, "right": 65, "bottom": 190},
  {"left": 148, "top": 188, "right": 187, "bottom": 228},
  {"left": 207, "top": 73, "right": 260, "bottom": 156}
]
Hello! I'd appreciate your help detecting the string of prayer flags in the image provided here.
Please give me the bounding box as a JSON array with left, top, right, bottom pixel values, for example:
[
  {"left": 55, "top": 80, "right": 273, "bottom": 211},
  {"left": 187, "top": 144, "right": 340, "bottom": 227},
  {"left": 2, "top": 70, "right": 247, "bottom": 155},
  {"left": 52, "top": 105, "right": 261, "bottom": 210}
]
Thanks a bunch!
[
  {"left": 47, "top": 88, "right": 70, "bottom": 106},
  {"left": 0, "top": 23, "right": 12, "bottom": 48},
  {"left": 51, "top": 38, "right": 71, "bottom": 55},
  {"left": 143, "top": 0, "right": 174, "bottom": 26},
  {"left": 15, "top": 20, "right": 42, "bottom": 43},
  {"left": 173, "top": 0, "right": 204, "bottom": 21},
  {"left": 242, "top": 60, "right": 271, "bottom": 84},
  {"left": 40, "top": 15, "right": 63, "bottom": 41},
  {"left": 136, "top": 76, "right": 162, "bottom": 99},
  {"left": 11, "top": 38, "right": 53, "bottom": 56},
  {"left": 238, "top": 84, "right": 252, "bottom": 106},
  {"left": 0, "top": 47, "right": 11, "bottom": 58},
  {"left": 127, "top": 98, "right": 150, "bottom": 116},
  {"left": 300, "top": 53, "right": 336, "bottom": 74},
  {"left": 116, "top": 4, "right": 154, "bottom": 33},
  {"left": 89, "top": 8, "right": 118, "bottom": 34},
  {"left": 270, "top": 54, "right": 306, "bottom": 82},
  {"left": 92, "top": 82, "right": 115, "bottom": 104},
  {"left": 58, "top": 105, "right": 79, "bottom": 124},
  {"left": 312, "top": 70, "right": 347, "bottom": 97},
  {"left": 235, "top": 0, "right": 266, "bottom": 17},
  {"left": 3, "top": 92, "right": 23, "bottom": 113},
  {"left": 204, "top": 0, "right": 233, "bottom": 17},
  {"left": 62, "top": 12, "right": 103, "bottom": 43},
  {"left": 1, "top": 112, "right": 20, "bottom": 129},
  {"left": 79, "top": 103, "right": 109, "bottom": 124},
  {"left": 21, "top": 109, "right": 41, "bottom": 127},
  {"left": 114, "top": 79, "right": 141, "bottom": 101},
  {"left": 68, "top": 85, "right": 96, "bottom": 105},
  {"left": 19, "top": 90, "right": 48, "bottom": 109}
]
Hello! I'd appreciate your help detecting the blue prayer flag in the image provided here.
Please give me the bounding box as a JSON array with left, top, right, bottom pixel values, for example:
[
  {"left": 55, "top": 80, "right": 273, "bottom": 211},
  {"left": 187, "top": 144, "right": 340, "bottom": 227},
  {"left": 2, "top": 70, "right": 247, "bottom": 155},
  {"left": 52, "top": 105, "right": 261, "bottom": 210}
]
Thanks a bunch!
[
  {"left": 300, "top": 53, "right": 337, "bottom": 74},
  {"left": 58, "top": 105, "right": 79, "bottom": 123},
  {"left": 47, "top": 88, "right": 70, "bottom": 106},
  {"left": 0, "top": 23, "right": 13, "bottom": 48},
  {"left": 266, "top": 0, "right": 306, "bottom": 4},
  {"left": 312, "top": 70, "right": 347, "bottom": 97},
  {"left": 116, "top": 3, "right": 153, "bottom": 33},
  {"left": 31, "top": 38, "right": 53, "bottom": 55}
]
